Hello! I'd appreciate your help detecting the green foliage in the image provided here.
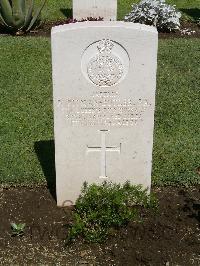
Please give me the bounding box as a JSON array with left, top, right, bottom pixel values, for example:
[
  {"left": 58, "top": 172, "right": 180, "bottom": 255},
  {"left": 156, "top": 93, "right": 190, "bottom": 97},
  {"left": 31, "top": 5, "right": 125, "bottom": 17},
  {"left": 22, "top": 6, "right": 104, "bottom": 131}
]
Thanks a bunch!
[
  {"left": 67, "top": 182, "right": 157, "bottom": 243},
  {"left": 11, "top": 222, "right": 26, "bottom": 236},
  {"left": 0, "top": 0, "right": 46, "bottom": 34}
]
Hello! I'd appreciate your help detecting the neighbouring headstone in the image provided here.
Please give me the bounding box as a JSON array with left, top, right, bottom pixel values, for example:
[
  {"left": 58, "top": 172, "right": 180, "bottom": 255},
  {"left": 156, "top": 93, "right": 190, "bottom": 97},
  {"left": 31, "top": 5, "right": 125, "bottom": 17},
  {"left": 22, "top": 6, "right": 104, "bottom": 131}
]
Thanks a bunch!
[
  {"left": 73, "top": 0, "right": 117, "bottom": 21},
  {"left": 51, "top": 22, "right": 158, "bottom": 206}
]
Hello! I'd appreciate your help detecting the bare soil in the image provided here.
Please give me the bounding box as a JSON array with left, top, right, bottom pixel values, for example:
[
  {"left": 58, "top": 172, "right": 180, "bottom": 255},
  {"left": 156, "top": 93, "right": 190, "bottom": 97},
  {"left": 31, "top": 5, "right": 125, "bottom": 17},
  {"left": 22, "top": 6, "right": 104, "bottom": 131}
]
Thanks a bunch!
[
  {"left": 0, "top": 186, "right": 199, "bottom": 265},
  {"left": 0, "top": 20, "right": 200, "bottom": 39},
  {"left": 29, "top": 20, "right": 200, "bottom": 39}
]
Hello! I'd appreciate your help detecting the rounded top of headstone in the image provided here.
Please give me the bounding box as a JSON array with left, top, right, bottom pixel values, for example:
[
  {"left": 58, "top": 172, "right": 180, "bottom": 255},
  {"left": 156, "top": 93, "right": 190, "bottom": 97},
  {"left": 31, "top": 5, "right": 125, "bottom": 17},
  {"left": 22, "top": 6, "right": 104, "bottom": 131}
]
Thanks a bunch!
[{"left": 51, "top": 22, "right": 158, "bottom": 35}]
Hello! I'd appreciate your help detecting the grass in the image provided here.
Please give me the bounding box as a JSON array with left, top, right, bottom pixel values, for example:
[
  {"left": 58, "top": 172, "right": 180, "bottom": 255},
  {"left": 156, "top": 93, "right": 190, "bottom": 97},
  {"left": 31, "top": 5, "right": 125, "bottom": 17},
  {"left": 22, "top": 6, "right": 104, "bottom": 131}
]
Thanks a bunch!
[
  {"left": 0, "top": 37, "right": 52, "bottom": 185},
  {"left": 0, "top": 37, "right": 199, "bottom": 186},
  {"left": 36, "top": 0, "right": 200, "bottom": 21},
  {"left": 154, "top": 38, "right": 200, "bottom": 185}
]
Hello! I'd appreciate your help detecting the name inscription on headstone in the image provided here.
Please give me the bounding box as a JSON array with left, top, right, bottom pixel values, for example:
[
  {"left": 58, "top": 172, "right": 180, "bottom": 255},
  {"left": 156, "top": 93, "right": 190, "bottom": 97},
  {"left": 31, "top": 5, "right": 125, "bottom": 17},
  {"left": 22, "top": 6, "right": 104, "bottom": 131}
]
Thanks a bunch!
[{"left": 58, "top": 91, "right": 150, "bottom": 127}]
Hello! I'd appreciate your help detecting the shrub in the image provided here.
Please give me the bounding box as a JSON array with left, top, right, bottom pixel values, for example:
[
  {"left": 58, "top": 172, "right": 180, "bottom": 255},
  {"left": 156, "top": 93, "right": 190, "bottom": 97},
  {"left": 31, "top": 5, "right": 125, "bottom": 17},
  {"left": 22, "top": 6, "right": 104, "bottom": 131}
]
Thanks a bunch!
[
  {"left": 124, "top": 0, "right": 181, "bottom": 32},
  {"left": 67, "top": 181, "right": 157, "bottom": 243},
  {"left": 0, "top": 0, "right": 46, "bottom": 35}
]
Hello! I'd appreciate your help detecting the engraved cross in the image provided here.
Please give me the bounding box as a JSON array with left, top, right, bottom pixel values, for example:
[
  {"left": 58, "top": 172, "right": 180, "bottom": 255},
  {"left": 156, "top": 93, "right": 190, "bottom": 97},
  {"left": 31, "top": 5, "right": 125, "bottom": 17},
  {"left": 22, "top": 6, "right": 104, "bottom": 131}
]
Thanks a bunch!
[{"left": 87, "top": 130, "right": 121, "bottom": 178}]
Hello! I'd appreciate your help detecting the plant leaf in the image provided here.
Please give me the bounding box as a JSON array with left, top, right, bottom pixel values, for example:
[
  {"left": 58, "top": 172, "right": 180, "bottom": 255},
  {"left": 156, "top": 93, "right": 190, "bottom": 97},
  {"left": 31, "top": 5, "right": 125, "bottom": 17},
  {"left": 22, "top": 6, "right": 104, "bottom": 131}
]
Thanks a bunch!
[
  {"left": 11, "top": 223, "right": 18, "bottom": 230},
  {"left": 19, "top": 223, "right": 26, "bottom": 230},
  {"left": 18, "top": 0, "right": 25, "bottom": 14},
  {"left": 0, "top": 0, "right": 14, "bottom": 26},
  {"left": 23, "top": 0, "right": 34, "bottom": 30},
  {"left": 12, "top": 0, "right": 25, "bottom": 28},
  {"left": 26, "top": 0, "right": 46, "bottom": 32},
  {"left": 0, "top": 12, "right": 10, "bottom": 27}
]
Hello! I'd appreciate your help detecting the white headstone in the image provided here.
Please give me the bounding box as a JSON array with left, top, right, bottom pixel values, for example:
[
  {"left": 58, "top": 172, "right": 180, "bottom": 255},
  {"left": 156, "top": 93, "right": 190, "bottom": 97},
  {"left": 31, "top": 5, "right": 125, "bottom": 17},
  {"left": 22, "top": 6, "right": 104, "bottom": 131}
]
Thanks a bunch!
[
  {"left": 73, "top": 0, "right": 117, "bottom": 21},
  {"left": 51, "top": 22, "right": 158, "bottom": 206}
]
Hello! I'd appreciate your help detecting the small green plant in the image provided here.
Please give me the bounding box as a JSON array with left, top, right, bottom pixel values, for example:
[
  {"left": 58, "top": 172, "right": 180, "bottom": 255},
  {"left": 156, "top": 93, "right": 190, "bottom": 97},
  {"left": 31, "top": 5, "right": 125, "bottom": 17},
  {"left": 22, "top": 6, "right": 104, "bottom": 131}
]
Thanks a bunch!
[
  {"left": 11, "top": 222, "right": 26, "bottom": 236},
  {"left": 67, "top": 182, "right": 158, "bottom": 243},
  {"left": 0, "top": 0, "right": 46, "bottom": 35}
]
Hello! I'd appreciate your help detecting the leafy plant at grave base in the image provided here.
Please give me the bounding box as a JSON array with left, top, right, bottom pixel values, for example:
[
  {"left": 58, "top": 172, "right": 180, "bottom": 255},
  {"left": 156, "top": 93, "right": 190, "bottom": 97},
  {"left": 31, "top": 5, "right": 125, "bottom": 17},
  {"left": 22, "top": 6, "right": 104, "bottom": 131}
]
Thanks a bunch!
[
  {"left": 67, "top": 181, "right": 158, "bottom": 243},
  {"left": 11, "top": 222, "right": 26, "bottom": 237},
  {"left": 65, "top": 16, "right": 104, "bottom": 24},
  {"left": 0, "top": 0, "right": 46, "bottom": 35},
  {"left": 124, "top": 0, "right": 181, "bottom": 32}
]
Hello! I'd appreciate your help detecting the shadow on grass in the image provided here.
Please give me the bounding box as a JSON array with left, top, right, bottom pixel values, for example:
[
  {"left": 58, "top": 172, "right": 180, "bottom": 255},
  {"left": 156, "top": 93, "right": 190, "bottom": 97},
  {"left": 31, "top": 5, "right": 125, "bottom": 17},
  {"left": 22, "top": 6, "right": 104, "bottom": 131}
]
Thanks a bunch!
[
  {"left": 60, "top": 8, "right": 73, "bottom": 18},
  {"left": 34, "top": 140, "right": 56, "bottom": 202},
  {"left": 180, "top": 8, "right": 200, "bottom": 21}
]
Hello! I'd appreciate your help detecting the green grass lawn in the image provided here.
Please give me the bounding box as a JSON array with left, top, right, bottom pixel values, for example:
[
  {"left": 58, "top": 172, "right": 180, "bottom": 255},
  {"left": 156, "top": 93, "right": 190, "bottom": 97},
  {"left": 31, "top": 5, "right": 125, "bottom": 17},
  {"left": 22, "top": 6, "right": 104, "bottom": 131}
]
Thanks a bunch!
[
  {"left": 36, "top": 0, "right": 200, "bottom": 21},
  {"left": 0, "top": 37, "right": 199, "bottom": 186}
]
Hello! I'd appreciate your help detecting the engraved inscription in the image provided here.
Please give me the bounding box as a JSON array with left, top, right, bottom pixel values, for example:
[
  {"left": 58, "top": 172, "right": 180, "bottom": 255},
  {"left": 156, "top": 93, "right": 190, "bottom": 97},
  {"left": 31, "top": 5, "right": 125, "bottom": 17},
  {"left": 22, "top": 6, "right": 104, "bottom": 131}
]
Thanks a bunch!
[
  {"left": 58, "top": 91, "right": 151, "bottom": 127},
  {"left": 87, "top": 39, "right": 124, "bottom": 87}
]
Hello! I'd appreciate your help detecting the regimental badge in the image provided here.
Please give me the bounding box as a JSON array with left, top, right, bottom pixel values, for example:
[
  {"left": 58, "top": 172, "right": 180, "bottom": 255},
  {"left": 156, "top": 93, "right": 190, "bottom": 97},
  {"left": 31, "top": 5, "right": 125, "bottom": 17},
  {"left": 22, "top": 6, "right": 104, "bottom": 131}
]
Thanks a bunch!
[{"left": 87, "top": 39, "right": 124, "bottom": 87}]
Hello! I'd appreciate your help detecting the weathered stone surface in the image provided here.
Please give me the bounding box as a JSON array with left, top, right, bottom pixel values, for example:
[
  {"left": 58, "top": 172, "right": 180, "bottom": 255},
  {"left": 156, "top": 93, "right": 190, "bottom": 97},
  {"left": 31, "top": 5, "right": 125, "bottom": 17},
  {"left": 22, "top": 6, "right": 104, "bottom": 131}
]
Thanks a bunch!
[
  {"left": 73, "top": 0, "right": 117, "bottom": 21},
  {"left": 51, "top": 22, "right": 158, "bottom": 206}
]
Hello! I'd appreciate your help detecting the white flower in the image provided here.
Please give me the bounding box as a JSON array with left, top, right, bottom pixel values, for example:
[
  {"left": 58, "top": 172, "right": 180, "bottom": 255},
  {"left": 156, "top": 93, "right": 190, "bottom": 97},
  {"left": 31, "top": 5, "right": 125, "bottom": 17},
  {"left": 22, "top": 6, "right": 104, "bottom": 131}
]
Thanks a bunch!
[{"left": 124, "top": 0, "right": 182, "bottom": 32}]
